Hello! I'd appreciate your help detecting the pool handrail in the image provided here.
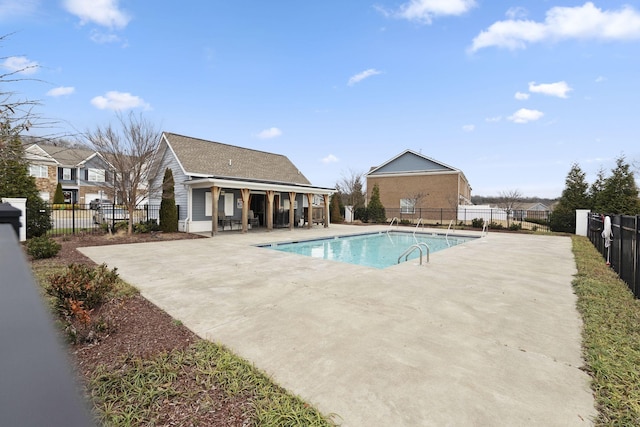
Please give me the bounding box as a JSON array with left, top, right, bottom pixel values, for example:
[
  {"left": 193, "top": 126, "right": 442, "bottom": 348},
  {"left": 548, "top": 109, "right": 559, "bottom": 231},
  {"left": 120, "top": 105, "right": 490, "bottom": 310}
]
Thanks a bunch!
[
  {"left": 444, "top": 220, "right": 454, "bottom": 247},
  {"left": 398, "top": 242, "right": 430, "bottom": 265},
  {"left": 413, "top": 218, "right": 424, "bottom": 237},
  {"left": 481, "top": 221, "right": 488, "bottom": 237},
  {"left": 387, "top": 217, "right": 399, "bottom": 234}
]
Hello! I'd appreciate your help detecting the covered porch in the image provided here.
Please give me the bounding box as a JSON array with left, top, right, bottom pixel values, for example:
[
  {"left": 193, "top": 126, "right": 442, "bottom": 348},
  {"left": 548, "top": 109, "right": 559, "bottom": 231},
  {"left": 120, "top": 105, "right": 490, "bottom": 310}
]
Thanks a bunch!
[{"left": 182, "top": 178, "right": 334, "bottom": 235}]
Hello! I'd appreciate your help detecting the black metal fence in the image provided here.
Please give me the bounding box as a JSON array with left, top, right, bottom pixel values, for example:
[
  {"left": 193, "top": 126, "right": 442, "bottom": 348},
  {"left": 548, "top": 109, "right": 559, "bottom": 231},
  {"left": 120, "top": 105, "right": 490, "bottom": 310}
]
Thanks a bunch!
[
  {"left": 45, "top": 203, "right": 170, "bottom": 236},
  {"left": 382, "top": 207, "right": 550, "bottom": 232},
  {"left": 588, "top": 213, "right": 640, "bottom": 298}
]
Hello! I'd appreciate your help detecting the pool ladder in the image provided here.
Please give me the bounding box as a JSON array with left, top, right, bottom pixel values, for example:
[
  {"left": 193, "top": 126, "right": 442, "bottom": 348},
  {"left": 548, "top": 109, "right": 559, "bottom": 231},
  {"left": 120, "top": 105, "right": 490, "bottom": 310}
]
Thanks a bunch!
[{"left": 398, "top": 242, "right": 430, "bottom": 266}]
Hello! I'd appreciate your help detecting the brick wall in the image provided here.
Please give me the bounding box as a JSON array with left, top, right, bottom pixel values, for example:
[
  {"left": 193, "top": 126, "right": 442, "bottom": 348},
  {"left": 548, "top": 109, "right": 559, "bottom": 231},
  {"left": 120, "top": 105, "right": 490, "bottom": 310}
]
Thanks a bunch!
[
  {"left": 367, "top": 172, "right": 465, "bottom": 211},
  {"left": 33, "top": 165, "right": 57, "bottom": 200}
]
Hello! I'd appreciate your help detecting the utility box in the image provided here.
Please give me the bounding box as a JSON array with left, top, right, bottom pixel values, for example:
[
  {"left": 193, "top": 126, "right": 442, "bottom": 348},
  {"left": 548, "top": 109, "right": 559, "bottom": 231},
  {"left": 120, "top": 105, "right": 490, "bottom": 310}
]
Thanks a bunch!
[{"left": 0, "top": 203, "right": 22, "bottom": 239}]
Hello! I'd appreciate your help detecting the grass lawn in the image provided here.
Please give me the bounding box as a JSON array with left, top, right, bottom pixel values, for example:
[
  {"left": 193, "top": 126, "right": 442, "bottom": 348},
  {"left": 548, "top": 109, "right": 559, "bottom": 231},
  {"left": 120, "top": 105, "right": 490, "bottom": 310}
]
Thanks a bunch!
[{"left": 572, "top": 236, "right": 640, "bottom": 425}]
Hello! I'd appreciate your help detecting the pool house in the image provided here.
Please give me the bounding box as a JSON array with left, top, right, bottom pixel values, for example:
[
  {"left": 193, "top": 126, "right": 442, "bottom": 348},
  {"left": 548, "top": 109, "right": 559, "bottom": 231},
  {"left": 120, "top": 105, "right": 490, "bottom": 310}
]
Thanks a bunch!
[{"left": 149, "top": 132, "right": 335, "bottom": 235}]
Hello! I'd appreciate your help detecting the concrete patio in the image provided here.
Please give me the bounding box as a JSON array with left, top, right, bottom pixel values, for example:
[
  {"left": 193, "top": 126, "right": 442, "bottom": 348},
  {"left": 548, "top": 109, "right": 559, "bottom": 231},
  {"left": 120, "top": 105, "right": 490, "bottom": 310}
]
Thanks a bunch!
[{"left": 79, "top": 224, "right": 595, "bottom": 426}]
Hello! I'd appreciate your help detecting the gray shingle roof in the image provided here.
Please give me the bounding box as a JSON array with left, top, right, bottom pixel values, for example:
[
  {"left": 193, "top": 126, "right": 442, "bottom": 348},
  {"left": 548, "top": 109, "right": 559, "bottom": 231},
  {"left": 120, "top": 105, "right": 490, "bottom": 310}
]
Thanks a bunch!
[
  {"left": 164, "top": 132, "right": 311, "bottom": 185},
  {"left": 35, "top": 144, "right": 97, "bottom": 166}
]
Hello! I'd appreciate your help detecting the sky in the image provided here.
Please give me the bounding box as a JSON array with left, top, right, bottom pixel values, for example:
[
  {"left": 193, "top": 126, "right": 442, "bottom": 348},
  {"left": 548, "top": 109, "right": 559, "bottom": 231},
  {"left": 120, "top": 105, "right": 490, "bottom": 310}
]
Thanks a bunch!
[{"left": 2, "top": 0, "right": 640, "bottom": 198}]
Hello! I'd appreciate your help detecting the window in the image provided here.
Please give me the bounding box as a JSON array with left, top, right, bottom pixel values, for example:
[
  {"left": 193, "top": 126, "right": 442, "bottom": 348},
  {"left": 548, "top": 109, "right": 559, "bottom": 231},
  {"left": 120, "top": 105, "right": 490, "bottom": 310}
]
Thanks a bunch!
[
  {"left": 62, "top": 168, "right": 72, "bottom": 180},
  {"left": 205, "top": 192, "right": 212, "bottom": 217},
  {"left": 400, "top": 198, "right": 415, "bottom": 214},
  {"left": 87, "top": 168, "right": 105, "bottom": 182},
  {"left": 29, "top": 165, "right": 48, "bottom": 178},
  {"left": 224, "top": 193, "right": 234, "bottom": 216}
]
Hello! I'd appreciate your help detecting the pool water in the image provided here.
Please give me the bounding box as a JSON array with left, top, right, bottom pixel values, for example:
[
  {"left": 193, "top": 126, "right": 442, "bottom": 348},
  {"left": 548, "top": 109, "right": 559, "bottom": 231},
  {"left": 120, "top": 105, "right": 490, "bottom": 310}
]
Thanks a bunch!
[{"left": 261, "top": 232, "right": 475, "bottom": 269}]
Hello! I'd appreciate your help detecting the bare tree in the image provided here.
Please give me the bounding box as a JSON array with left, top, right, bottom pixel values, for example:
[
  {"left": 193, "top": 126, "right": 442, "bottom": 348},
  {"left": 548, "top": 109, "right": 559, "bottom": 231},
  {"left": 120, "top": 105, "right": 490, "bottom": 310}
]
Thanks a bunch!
[
  {"left": 498, "top": 189, "right": 523, "bottom": 225},
  {"left": 403, "top": 191, "right": 428, "bottom": 216},
  {"left": 84, "top": 112, "right": 161, "bottom": 234},
  {"left": 335, "top": 169, "right": 366, "bottom": 208},
  {"left": 1, "top": 34, "right": 39, "bottom": 150}
]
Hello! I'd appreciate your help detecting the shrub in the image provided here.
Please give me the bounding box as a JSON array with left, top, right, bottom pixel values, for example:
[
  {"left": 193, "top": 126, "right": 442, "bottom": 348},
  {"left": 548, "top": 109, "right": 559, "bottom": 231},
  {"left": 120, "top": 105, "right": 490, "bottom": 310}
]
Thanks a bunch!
[
  {"left": 489, "top": 221, "right": 503, "bottom": 230},
  {"left": 354, "top": 206, "right": 369, "bottom": 223},
  {"left": 471, "top": 218, "right": 484, "bottom": 228},
  {"left": 26, "top": 236, "right": 61, "bottom": 259},
  {"left": 159, "top": 168, "right": 179, "bottom": 232},
  {"left": 400, "top": 219, "right": 411, "bottom": 225},
  {"left": 367, "top": 184, "right": 386, "bottom": 223},
  {"left": 53, "top": 183, "right": 64, "bottom": 204},
  {"left": 508, "top": 222, "right": 522, "bottom": 231},
  {"left": 134, "top": 219, "right": 160, "bottom": 233},
  {"left": 113, "top": 221, "right": 129, "bottom": 232},
  {"left": 47, "top": 264, "right": 119, "bottom": 317}
]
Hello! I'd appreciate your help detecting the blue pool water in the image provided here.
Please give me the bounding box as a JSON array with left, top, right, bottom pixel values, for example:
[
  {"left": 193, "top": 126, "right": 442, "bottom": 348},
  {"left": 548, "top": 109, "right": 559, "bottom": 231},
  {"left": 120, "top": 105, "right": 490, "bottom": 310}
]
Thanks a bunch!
[{"left": 260, "top": 232, "right": 475, "bottom": 269}]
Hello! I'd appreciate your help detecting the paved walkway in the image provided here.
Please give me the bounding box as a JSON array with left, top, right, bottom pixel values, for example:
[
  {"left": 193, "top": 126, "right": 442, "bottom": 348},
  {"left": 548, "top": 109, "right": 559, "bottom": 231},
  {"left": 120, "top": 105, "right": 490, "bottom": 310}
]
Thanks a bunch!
[{"left": 80, "top": 225, "right": 595, "bottom": 426}]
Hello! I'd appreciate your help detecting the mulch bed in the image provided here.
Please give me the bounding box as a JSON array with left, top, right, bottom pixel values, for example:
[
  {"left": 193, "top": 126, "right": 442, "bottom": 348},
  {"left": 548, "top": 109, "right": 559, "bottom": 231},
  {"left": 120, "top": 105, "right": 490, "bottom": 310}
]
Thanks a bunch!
[{"left": 34, "top": 232, "right": 253, "bottom": 426}]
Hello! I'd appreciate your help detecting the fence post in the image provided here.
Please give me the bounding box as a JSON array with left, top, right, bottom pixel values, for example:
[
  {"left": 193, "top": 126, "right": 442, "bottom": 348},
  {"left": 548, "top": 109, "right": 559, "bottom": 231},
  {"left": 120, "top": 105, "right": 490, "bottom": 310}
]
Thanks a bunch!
[
  {"left": 634, "top": 215, "right": 639, "bottom": 297},
  {"left": 72, "top": 202, "right": 76, "bottom": 235}
]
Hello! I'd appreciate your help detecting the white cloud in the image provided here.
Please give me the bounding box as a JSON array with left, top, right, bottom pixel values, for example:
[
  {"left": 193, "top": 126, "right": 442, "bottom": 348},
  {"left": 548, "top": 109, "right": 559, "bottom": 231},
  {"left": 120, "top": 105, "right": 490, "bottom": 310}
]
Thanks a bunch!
[
  {"left": 256, "top": 127, "right": 282, "bottom": 139},
  {"left": 47, "top": 86, "right": 75, "bottom": 97},
  {"left": 90, "top": 91, "right": 150, "bottom": 110},
  {"left": 462, "top": 124, "right": 475, "bottom": 132},
  {"left": 595, "top": 75, "right": 607, "bottom": 83},
  {"left": 506, "top": 7, "right": 528, "bottom": 20},
  {"left": 348, "top": 68, "right": 382, "bottom": 86},
  {"left": 63, "top": 0, "right": 130, "bottom": 29},
  {"left": 470, "top": 2, "right": 640, "bottom": 52},
  {"left": 514, "top": 91, "right": 530, "bottom": 100},
  {"left": 321, "top": 154, "right": 339, "bottom": 164},
  {"left": 0, "top": 0, "right": 39, "bottom": 20},
  {"left": 508, "top": 108, "right": 544, "bottom": 124},
  {"left": 485, "top": 116, "right": 502, "bottom": 123},
  {"left": 90, "top": 30, "right": 123, "bottom": 44},
  {"left": 2, "top": 56, "right": 38, "bottom": 75},
  {"left": 379, "top": 0, "right": 476, "bottom": 24},
  {"left": 528, "top": 81, "right": 572, "bottom": 98}
]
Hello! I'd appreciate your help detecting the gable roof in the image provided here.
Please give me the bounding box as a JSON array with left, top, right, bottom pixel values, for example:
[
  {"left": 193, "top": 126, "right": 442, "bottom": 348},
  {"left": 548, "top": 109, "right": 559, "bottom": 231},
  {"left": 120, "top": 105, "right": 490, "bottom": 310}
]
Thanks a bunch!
[
  {"left": 520, "top": 202, "right": 550, "bottom": 211},
  {"left": 367, "top": 149, "right": 460, "bottom": 176},
  {"left": 25, "top": 144, "right": 98, "bottom": 167},
  {"left": 162, "top": 132, "right": 312, "bottom": 186}
]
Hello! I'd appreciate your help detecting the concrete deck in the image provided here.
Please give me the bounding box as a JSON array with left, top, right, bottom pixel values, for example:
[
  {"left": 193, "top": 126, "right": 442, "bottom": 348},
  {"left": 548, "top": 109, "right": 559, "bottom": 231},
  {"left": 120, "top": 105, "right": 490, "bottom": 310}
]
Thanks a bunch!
[{"left": 79, "top": 224, "right": 595, "bottom": 426}]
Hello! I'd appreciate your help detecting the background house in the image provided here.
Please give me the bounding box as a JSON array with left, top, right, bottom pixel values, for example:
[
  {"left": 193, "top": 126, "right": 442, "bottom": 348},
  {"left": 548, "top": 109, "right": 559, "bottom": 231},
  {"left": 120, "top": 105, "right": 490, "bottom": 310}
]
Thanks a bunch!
[
  {"left": 366, "top": 150, "right": 472, "bottom": 222},
  {"left": 149, "top": 132, "right": 334, "bottom": 233},
  {"left": 24, "top": 143, "right": 113, "bottom": 205}
]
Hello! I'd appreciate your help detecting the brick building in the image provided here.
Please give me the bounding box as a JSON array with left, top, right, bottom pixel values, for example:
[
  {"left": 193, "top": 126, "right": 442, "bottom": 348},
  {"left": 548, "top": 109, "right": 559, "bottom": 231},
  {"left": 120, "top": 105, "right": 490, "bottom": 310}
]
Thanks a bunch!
[{"left": 366, "top": 150, "right": 472, "bottom": 222}]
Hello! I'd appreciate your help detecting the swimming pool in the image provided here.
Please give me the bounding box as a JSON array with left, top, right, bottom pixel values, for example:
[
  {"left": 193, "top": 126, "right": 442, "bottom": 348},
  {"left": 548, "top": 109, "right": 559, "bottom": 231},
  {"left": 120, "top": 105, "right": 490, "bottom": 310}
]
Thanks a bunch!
[{"left": 259, "top": 232, "right": 476, "bottom": 269}]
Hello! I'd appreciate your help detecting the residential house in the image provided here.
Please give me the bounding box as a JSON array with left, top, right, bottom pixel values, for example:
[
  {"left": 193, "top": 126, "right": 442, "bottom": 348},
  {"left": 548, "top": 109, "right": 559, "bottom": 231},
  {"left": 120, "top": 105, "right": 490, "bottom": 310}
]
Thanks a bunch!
[
  {"left": 148, "top": 132, "right": 335, "bottom": 234},
  {"left": 23, "top": 143, "right": 113, "bottom": 205},
  {"left": 514, "top": 202, "right": 551, "bottom": 221},
  {"left": 366, "top": 150, "right": 472, "bottom": 222}
]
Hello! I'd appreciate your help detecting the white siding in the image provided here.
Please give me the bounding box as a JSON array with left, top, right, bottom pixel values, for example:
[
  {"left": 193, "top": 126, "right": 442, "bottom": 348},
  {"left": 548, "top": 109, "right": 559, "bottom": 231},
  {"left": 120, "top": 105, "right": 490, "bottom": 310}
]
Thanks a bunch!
[{"left": 149, "top": 142, "right": 189, "bottom": 220}]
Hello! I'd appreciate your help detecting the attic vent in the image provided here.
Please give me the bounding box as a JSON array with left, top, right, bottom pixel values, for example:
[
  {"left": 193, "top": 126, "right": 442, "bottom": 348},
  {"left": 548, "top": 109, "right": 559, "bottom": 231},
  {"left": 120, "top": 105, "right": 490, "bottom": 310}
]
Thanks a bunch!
[{"left": 228, "top": 159, "right": 232, "bottom": 166}]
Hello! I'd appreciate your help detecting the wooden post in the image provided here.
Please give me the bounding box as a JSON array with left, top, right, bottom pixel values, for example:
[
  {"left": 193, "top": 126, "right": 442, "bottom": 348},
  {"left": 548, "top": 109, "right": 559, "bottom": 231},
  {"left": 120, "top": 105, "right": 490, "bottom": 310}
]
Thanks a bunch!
[
  {"left": 323, "top": 194, "right": 330, "bottom": 228},
  {"left": 288, "top": 191, "right": 296, "bottom": 230},
  {"left": 266, "top": 190, "right": 275, "bottom": 231},
  {"left": 306, "top": 193, "right": 313, "bottom": 229},
  {"left": 211, "top": 186, "right": 221, "bottom": 236},
  {"left": 241, "top": 188, "right": 250, "bottom": 233}
]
